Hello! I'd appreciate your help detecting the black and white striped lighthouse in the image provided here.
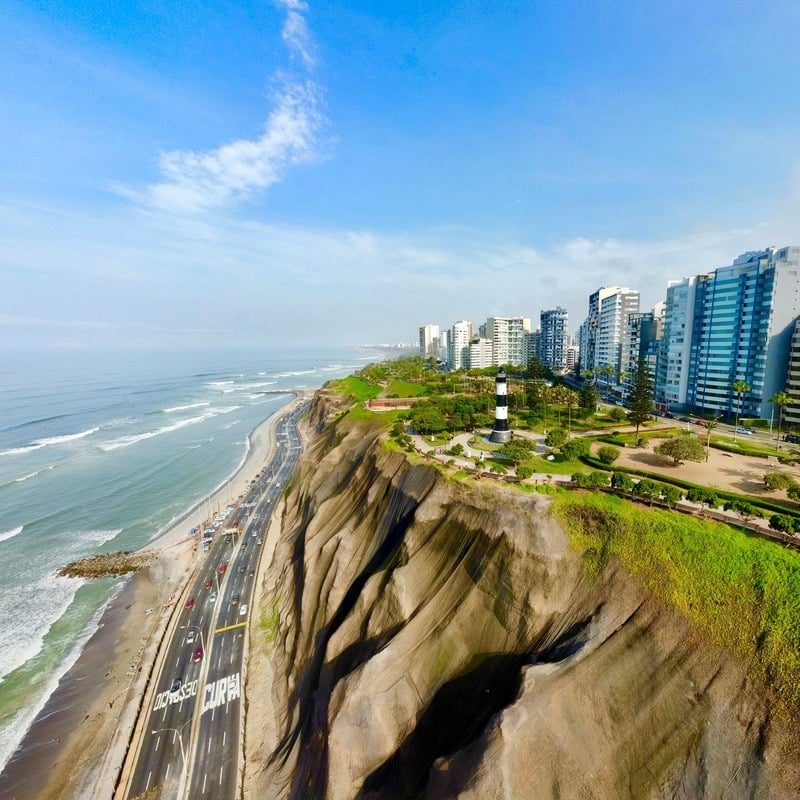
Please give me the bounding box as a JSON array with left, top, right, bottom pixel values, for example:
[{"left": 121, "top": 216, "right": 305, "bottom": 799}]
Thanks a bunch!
[{"left": 490, "top": 367, "right": 512, "bottom": 443}]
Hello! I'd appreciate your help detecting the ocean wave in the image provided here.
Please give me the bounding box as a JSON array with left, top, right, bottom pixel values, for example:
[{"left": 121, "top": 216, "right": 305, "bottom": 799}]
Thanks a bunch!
[
  {"left": 0, "top": 426, "right": 99, "bottom": 457},
  {"left": 0, "top": 526, "right": 23, "bottom": 544},
  {"left": 236, "top": 381, "right": 278, "bottom": 391},
  {"left": 97, "top": 414, "right": 211, "bottom": 451},
  {"left": 163, "top": 401, "right": 210, "bottom": 414},
  {"left": 0, "top": 586, "right": 115, "bottom": 774},
  {"left": 15, "top": 471, "right": 40, "bottom": 483},
  {"left": 275, "top": 369, "right": 318, "bottom": 378},
  {"left": 207, "top": 380, "right": 234, "bottom": 387}
]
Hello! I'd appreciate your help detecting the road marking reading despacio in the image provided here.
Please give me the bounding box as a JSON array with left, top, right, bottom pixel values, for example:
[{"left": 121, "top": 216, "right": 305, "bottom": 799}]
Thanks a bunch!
[{"left": 201, "top": 672, "right": 241, "bottom": 714}]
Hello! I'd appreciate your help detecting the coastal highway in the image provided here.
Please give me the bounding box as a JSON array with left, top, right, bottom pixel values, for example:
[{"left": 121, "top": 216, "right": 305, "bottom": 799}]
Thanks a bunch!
[{"left": 123, "top": 401, "right": 307, "bottom": 800}]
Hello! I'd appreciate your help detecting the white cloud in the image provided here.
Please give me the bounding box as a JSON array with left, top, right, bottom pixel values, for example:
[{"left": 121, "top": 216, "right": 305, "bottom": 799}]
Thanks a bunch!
[{"left": 124, "top": 1, "right": 321, "bottom": 214}]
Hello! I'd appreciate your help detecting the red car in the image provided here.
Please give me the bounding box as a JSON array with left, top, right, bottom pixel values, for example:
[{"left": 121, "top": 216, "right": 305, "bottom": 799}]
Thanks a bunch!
[
  {"left": 185, "top": 597, "right": 195, "bottom": 610},
  {"left": 218, "top": 562, "right": 227, "bottom": 575},
  {"left": 204, "top": 578, "right": 213, "bottom": 590},
  {"left": 192, "top": 645, "right": 203, "bottom": 662}
]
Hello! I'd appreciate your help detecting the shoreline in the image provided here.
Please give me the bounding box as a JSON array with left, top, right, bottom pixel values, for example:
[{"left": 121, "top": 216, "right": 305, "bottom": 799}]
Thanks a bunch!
[{"left": 0, "top": 394, "right": 305, "bottom": 800}]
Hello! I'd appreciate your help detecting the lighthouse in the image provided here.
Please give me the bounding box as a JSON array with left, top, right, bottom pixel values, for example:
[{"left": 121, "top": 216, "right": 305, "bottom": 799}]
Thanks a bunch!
[{"left": 490, "top": 367, "right": 512, "bottom": 443}]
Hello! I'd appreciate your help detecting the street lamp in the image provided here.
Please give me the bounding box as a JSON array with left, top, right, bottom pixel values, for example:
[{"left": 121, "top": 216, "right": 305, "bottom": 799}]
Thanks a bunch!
[{"left": 151, "top": 720, "right": 190, "bottom": 796}]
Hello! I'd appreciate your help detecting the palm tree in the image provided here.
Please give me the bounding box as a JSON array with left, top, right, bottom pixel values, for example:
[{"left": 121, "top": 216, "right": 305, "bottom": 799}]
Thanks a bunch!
[
  {"left": 601, "top": 364, "right": 615, "bottom": 399},
  {"left": 702, "top": 414, "right": 721, "bottom": 461},
  {"left": 731, "top": 379, "right": 750, "bottom": 441},
  {"left": 618, "top": 370, "right": 629, "bottom": 405},
  {"left": 770, "top": 391, "right": 793, "bottom": 448}
]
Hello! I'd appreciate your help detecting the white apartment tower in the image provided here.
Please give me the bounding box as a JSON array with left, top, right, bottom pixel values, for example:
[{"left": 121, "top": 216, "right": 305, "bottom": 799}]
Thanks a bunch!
[
  {"left": 468, "top": 336, "right": 494, "bottom": 369},
  {"left": 655, "top": 278, "right": 697, "bottom": 411},
  {"left": 539, "top": 307, "right": 569, "bottom": 370},
  {"left": 418, "top": 324, "right": 440, "bottom": 360},
  {"left": 485, "top": 316, "right": 531, "bottom": 367},
  {"left": 447, "top": 320, "right": 473, "bottom": 370},
  {"left": 580, "top": 286, "right": 640, "bottom": 376}
]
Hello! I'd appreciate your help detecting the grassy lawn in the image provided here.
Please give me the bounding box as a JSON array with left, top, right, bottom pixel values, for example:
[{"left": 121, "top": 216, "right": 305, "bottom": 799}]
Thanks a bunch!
[
  {"left": 522, "top": 453, "right": 581, "bottom": 475},
  {"left": 330, "top": 375, "right": 382, "bottom": 402},
  {"left": 384, "top": 379, "right": 428, "bottom": 398}
]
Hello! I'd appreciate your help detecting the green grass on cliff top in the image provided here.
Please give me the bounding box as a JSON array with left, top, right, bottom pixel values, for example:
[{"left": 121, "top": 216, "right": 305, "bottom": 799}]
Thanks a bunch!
[
  {"left": 384, "top": 379, "right": 427, "bottom": 398},
  {"left": 552, "top": 491, "right": 800, "bottom": 715},
  {"left": 329, "top": 375, "right": 381, "bottom": 402}
]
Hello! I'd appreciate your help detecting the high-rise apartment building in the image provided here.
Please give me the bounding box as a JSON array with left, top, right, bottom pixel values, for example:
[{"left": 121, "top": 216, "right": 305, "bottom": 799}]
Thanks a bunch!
[
  {"left": 418, "top": 324, "right": 440, "bottom": 360},
  {"left": 539, "top": 307, "right": 569, "bottom": 370},
  {"left": 783, "top": 318, "right": 800, "bottom": 430},
  {"left": 686, "top": 247, "right": 800, "bottom": 418},
  {"left": 580, "top": 286, "right": 640, "bottom": 377},
  {"left": 468, "top": 336, "right": 494, "bottom": 369},
  {"left": 624, "top": 302, "right": 664, "bottom": 385},
  {"left": 485, "top": 316, "right": 531, "bottom": 367},
  {"left": 447, "top": 320, "right": 473, "bottom": 370},
  {"left": 655, "top": 278, "right": 697, "bottom": 411}
]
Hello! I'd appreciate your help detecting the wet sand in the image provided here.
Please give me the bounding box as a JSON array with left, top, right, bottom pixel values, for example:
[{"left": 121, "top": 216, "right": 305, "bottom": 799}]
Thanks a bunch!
[{"left": 0, "top": 397, "right": 305, "bottom": 800}]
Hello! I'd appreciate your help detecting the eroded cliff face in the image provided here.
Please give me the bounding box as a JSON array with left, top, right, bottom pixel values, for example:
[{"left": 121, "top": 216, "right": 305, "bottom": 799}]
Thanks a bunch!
[{"left": 245, "top": 394, "right": 798, "bottom": 799}]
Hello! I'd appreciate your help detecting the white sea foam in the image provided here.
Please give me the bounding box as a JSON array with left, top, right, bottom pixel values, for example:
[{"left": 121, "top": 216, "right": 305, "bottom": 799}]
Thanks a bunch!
[
  {"left": 0, "top": 589, "right": 115, "bottom": 774},
  {"left": 0, "top": 526, "right": 23, "bottom": 544},
  {"left": 207, "top": 380, "right": 234, "bottom": 388},
  {"left": 97, "top": 414, "right": 211, "bottom": 451},
  {"left": 275, "top": 369, "right": 318, "bottom": 378},
  {"left": 0, "top": 427, "right": 99, "bottom": 457},
  {"left": 163, "top": 401, "right": 210, "bottom": 414},
  {"left": 14, "top": 471, "right": 39, "bottom": 483}
]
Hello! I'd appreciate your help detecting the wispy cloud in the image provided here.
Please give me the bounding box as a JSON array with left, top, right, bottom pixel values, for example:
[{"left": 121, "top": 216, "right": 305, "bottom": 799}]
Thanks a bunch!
[{"left": 124, "top": 1, "right": 322, "bottom": 214}]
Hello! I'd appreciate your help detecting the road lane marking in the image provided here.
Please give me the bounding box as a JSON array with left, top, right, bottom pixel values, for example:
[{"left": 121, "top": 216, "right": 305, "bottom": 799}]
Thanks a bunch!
[
  {"left": 146, "top": 771, "right": 152, "bottom": 791},
  {"left": 202, "top": 773, "right": 207, "bottom": 793},
  {"left": 214, "top": 621, "right": 248, "bottom": 634},
  {"left": 219, "top": 766, "right": 223, "bottom": 785},
  {"left": 155, "top": 735, "right": 160, "bottom": 752}
]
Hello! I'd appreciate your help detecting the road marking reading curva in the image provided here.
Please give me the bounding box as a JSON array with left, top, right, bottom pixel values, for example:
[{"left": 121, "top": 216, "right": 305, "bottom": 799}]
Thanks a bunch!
[{"left": 201, "top": 672, "right": 241, "bottom": 714}]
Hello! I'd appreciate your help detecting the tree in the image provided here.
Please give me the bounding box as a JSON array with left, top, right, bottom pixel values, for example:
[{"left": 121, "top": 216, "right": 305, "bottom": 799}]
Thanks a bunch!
[
  {"left": 731, "top": 379, "right": 751, "bottom": 442},
  {"left": 516, "top": 465, "right": 534, "bottom": 480},
  {"left": 627, "top": 358, "right": 654, "bottom": 443},
  {"left": 596, "top": 445, "right": 620, "bottom": 465},
  {"left": 770, "top": 514, "right": 797, "bottom": 534},
  {"left": 611, "top": 471, "right": 634, "bottom": 492},
  {"left": 654, "top": 436, "right": 705, "bottom": 465},
  {"left": 686, "top": 486, "right": 719, "bottom": 513},
  {"left": 618, "top": 370, "right": 629, "bottom": 404},
  {"left": 489, "top": 462, "right": 508, "bottom": 475},
  {"left": 661, "top": 485, "right": 684, "bottom": 507},
  {"left": 723, "top": 499, "right": 757, "bottom": 522},
  {"left": 410, "top": 405, "right": 447, "bottom": 435},
  {"left": 701, "top": 414, "right": 721, "bottom": 461},
  {"left": 633, "top": 478, "right": 660, "bottom": 504},
  {"left": 580, "top": 379, "right": 599, "bottom": 412},
  {"left": 770, "top": 391, "right": 793, "bottom": 449},
  {"left": 562, "top": 438, "right": 590, "bottom": 460},
  {"left": 498, "top": 440, "right": 534, "bottom": 466},
  {"left": 545, "top": 428, "right": 567, "bottom": 448}
]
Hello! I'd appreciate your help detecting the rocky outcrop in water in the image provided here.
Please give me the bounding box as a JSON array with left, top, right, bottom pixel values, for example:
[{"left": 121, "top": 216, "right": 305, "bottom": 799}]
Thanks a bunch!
[{"left": 245, "top": 391, "right": 798, "bottom": 799}]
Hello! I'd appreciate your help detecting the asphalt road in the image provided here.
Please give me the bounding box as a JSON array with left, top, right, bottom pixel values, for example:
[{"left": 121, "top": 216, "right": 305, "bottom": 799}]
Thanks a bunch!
[{"left": 125, "top": 401, "right": 307, "bottom": 800}]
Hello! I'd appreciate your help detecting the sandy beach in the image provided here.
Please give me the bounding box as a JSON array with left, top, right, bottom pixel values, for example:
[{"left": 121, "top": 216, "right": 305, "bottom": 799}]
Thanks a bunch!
[{"left": 0, "top": 396, "right": 306, "bottom": 800}]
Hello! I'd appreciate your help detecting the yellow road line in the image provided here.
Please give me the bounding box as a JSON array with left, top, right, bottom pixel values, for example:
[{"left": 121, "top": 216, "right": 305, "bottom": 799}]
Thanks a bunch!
[{"left": 214, "top": 621, "right": 248, "bottom": 634}]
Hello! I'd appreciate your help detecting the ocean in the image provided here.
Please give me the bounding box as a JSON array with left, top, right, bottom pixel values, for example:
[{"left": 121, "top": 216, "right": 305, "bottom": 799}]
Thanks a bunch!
[{"left": 0, "top": 345, "right": 380, "bottom": 772}]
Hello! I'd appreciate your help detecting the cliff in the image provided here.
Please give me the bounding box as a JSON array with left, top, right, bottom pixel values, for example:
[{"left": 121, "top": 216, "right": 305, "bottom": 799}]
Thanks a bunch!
[{"left": 245, "top": 391, "right": 799, "bottom": 799}]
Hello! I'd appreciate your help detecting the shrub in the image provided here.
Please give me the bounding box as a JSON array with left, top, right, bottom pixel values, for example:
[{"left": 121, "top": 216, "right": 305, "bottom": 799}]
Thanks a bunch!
[
  {"left": 516, "top": 465, "right": 534, "bottom": 480},
  {"left": 770, "top": 514, "right": 797, "bottom": 533},
  {"left": 545, "top": 428, "right": 568, "bottom": 448},
  {"left": 609, "top": 407, "right": 627, "bottom": 422},
  {"left": 596, "top": 445, "right": 621, "bottom": 465},
  {"left": 686, "top": 486, "right": 719, "bottom": 510},
  {"left": 611, "top": 471, "right": 634, "bottom": 492},
  {"left": 763, "top": 471, "right": 796, "bottom": 492},
  {"left": 562, "top": 438, "right": 590, "bottom": 460}
]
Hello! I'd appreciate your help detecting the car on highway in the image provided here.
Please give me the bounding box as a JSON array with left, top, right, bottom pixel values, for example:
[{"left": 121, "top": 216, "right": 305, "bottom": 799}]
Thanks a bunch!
[
  {"left": 736, "top": 426, "right": 754, "bottom": 435},
  {"left": 231, "top": 592, "right": 240, "bottom": 606},
  {"left": 170, "top": 678, "right": 182, "bottom": 695},
  {"left": 218, "top": 562, "right": 227, "bottom": 574},
  {"left": 186, "top": 629, "right": 196, "bottom": 644},
  {"left": 239, "top": 603, "right": 247, "bottom": 616},
  {"left": 192, "top": 645, "right": 203, "bottom": 662},
  {"left": 238, "top": 564, "right": 246, "bottom": 573},
  {"left": 209, "top": 590, "right": 217, "bottom": 602},
  {"left": 204, "top": 578, "right": 213, "bottom": 590},
  {"left": 185, "top": 597, "right": 195, "bottom": 610}
]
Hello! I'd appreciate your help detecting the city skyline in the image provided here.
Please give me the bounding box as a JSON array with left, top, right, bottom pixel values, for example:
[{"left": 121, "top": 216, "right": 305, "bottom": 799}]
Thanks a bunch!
[{"left": 3, "top": 1, "right": 800, "bottom": 350}]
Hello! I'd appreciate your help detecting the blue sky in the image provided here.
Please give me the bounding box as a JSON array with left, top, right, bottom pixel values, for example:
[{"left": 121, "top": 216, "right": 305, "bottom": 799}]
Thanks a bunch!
[{"left": 2, "top": 0, "right": 800, "bottom": 350}]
